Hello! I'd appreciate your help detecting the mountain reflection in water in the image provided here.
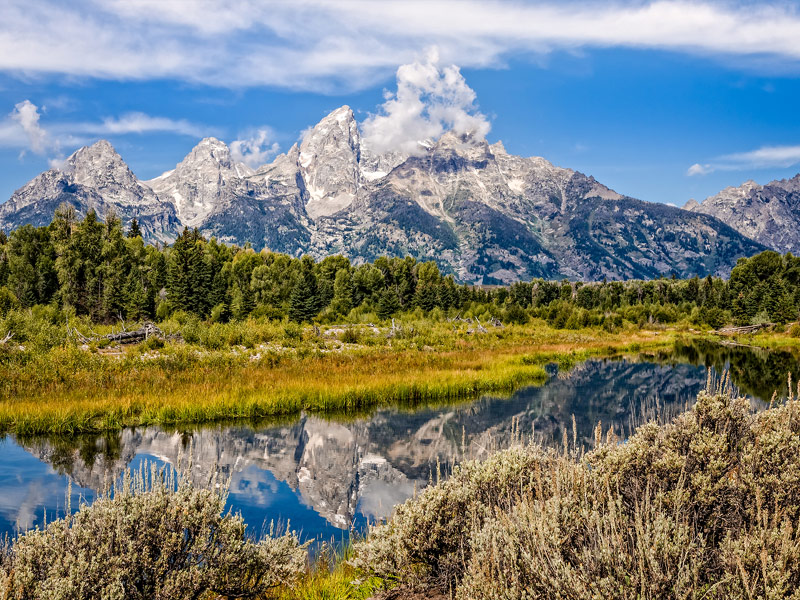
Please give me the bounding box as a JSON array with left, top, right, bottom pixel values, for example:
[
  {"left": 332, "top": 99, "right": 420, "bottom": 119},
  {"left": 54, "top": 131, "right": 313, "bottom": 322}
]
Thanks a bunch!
[{"left": 2, "top": 341, "right": 799, "bottom": 543}]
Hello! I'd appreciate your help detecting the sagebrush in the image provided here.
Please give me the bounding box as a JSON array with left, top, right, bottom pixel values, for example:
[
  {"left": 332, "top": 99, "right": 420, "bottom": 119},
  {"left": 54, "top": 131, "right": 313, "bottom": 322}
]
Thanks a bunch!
[
  {"left": 0, "top": 460, "right": 306, "bottom": 600},
  {"left": 354, "top": 375, "right": 800, "bottom": 599}
]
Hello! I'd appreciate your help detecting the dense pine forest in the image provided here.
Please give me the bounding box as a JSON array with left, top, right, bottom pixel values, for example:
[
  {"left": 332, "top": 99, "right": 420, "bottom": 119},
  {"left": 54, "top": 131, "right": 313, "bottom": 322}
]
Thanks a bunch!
[{"left": 1, "top": 207, "right": 799, "bottom": 329}]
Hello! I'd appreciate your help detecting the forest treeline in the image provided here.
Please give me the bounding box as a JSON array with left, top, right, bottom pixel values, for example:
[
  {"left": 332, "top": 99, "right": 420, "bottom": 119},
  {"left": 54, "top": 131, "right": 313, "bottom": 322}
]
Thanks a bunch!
[{"left": 0, "top": 207, "right": 799, "bottom": 329}]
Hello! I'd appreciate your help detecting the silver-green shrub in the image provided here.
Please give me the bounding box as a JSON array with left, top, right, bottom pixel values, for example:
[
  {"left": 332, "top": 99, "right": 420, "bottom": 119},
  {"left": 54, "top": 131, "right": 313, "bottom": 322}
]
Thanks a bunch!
[
  {"left": 355, "top": 379, "right": 800, "bottom": 599},
  {"left": 3, "top": 462, "right": 306, "bottom": 599},
  {"left": 351, "top": 445, "right": 561, "bottom": 589}
]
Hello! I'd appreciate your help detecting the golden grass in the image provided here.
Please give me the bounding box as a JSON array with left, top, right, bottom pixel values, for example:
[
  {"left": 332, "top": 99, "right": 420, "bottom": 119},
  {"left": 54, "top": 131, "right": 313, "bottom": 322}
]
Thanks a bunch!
[{"left": 0, "top": 325, "right": 675, "bottom": 435}]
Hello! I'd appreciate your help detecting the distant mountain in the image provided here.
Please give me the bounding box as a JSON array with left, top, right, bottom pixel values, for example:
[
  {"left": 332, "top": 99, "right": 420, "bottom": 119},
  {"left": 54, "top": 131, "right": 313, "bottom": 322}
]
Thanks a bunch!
[
  {"left": 685, "top": 175, "right": 800, "bottom": 255},
  {"left": 0, "top": 140, "right": 181, "bottom": 244},
  {"left": 0, "top": 107, "right": 766, "bottom": 282}
]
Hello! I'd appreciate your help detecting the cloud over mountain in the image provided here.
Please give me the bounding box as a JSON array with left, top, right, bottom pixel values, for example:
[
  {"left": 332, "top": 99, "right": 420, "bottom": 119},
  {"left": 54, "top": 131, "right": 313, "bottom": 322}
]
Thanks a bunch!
[{"left": 361, "top": 49, "right": 490, "bottom": 155}]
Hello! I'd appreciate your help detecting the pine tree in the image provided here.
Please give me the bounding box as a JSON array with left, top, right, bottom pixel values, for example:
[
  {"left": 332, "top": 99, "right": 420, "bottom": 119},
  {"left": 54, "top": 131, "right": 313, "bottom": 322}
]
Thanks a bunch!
[
  {"left": 288, "top": 259, "right": 321, "bottom": 322},
  {"left": 377, "top": 286, "right": 400, "bottom": 319},
  {"left": 414, "top": 262, "right": 441, "bottom": 311},
  {"left": 99, "top": 212, "right": 129, "bottom": 320},
  {"left": 127, "top": 218, "right": 142, "bottom": 239},
  {"left": 775, "top": 290, "right": 797, "bottom": 324},
  {"left": 331, "top": 268, "right": 354, "bottom": 315}
]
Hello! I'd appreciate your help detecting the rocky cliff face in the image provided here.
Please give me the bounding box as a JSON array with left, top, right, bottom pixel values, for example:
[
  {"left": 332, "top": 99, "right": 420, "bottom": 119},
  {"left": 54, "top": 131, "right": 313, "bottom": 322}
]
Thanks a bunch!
[
  {"left": 145, "top": 137, "right": 254, "bottom": 228},
  {"left": 0, "top": 108, "right": 768, "bottom": 281},
  {"left": 685, "top": 175, "right": 800, "bottom": 254}
]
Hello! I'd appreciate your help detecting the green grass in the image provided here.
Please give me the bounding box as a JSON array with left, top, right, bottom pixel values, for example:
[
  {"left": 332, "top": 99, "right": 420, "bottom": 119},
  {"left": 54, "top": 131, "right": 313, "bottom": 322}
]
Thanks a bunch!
[{"left": 272, "top": 543, "right": 383, "bottom": 600}]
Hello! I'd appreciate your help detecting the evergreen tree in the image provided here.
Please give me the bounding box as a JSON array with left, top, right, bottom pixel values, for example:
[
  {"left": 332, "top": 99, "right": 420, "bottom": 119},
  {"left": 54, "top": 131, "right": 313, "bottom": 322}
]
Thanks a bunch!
[
  {"left": 127, "top": 218, "right": 142, "bottom": 239},
  {"left": 775, "top": 290, "right": 797, "bottom": 324},
  {"left": 6, "top": 225, "right": 57, "bottom": 306},
  {"left": 288, "top": 258, "right": 321, "bottom": 322},
  {"left": 414, "top": 262, "right": 441, "bottom": 311},
  {"left": 99, "top": 212, "right": 129, "bottom": 320},
  {"left": 377, "top": 286, "right": 400, "bottom": 319},
  {"left": 331, "top": 268, "right": 354, "bottom": 315},
  {"left": 167, "top": 228, "right": 212, "bottom": 315}
]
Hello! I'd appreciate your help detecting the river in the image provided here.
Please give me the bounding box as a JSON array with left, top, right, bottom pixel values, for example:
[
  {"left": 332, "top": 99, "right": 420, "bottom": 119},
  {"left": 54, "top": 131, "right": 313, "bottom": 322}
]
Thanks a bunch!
[{"left": 2, "top": 339, "right": 799, "bottom": 544}]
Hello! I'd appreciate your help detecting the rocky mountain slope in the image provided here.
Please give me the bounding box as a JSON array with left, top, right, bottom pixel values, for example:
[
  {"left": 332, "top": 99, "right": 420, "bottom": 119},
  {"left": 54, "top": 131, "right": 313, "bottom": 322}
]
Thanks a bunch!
[
  {"left": 0, "top": 141, "right": 181, "bottom": 243},
  {"left": 0, "top": 107, "right": 766, "bottom": 282},
  {"left": 685, "top": 174, "right": 800, "bottom": 254}
]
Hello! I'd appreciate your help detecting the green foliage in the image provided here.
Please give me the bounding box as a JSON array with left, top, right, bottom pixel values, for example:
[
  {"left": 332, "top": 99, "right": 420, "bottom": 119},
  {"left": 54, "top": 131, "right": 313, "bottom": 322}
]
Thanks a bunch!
[
  {"left": 376, "top": 287, "right": 400, "bottom": 319},
  {"left": 0, "top": 286, "right": 19, "bottom": 316},
  {"left": 3, "top": 208, "right": 800, "bottom": 333},
  {"left": 503, "top": 302, "right": 529, "bottom": 325},
  {"left": 289, "top": 257, "right": 323, "bottom": 322},
  {"left": 1, "top": 461, "right": 306, "bottom": 599}
]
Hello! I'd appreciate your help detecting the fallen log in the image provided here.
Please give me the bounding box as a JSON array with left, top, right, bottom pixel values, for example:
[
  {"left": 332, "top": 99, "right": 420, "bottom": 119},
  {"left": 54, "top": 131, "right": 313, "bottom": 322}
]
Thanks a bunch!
[
  {"left": 714, "top": 323, "right": 774, "bottom": 336},
  {"left": 104, "top": 323, "right": 164, "bottom": 344},
  {"left": 70, "top": 322, "right": 167, "bottom": 345}
]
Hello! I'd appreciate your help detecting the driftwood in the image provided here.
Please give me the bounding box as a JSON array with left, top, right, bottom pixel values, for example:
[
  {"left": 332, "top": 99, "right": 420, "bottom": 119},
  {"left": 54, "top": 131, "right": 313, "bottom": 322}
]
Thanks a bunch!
[
  {"left": 714, "top": 323, "right": 775, "bottom": 336},
  {"left": 104, "top": 323, "right": 164, "bottom": 344},
  {"left": 0, "top": 332, "right": 13, "bottom": 345},
  {"left": 467, "top": 316, "right": 488, "bottom": 335},
  {"left": 70, "top": 322, "right": 167, "bottom": 345}
]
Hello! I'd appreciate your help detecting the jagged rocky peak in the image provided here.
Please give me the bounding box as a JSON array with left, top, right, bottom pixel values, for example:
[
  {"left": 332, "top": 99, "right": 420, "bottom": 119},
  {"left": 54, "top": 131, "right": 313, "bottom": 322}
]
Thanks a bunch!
[
  {"left": 299, "top": 106, "right": 362, "bottom": 220},
  {"left": 684, "top": 198, "right": 700, "bottom": 211},
  {"left": 146, "top": 137, "right": 254, "bottom": 228},
  {"left": 0, "top": 139, "right": 180, "bottom": 243},
  {"left": 176, "top": 137, "right": 251, "bottom": 176},
  {"left": 63, "top": 140, "right": 142, "bottom": 197},
  {"left": 687, "top": 173, "right": 800, "bottom": 254},
  {"left": 777, "top": 173, "right": 800, "bottom": 194}
]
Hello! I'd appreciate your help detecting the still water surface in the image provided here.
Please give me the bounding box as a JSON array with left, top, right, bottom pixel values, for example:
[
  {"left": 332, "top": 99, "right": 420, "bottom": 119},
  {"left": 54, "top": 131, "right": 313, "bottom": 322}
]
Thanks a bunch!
[{"left": 2, "top": 340, "right": 799, "bottom": 543}]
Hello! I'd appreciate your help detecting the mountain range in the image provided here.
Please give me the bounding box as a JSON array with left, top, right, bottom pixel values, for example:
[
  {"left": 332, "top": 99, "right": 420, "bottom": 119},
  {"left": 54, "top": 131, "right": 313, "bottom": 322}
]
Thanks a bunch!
[
  {"left": 685, "top": 174, "right": 800, "bottom": 256},
  {"left": 0, "top": 105, "right": 784, "bottom": 283}
]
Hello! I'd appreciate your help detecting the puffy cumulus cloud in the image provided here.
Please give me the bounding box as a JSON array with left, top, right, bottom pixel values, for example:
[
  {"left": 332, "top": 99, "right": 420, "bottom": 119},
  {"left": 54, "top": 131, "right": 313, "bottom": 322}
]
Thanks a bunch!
[
  {"left": 230, "top": 128, "right": 280, "bottom": 168},
  {"left": 3, "top": 1, "right": 800, "bottom": 90},
  {"left": 688, "top": 144, "right": 800, "bottom": 175},
  {"left": 361, "top": 49, "right": 490, "bottom": 155},
  {"left": 9, "top": 100, "right": 52, "bottom": 155}
]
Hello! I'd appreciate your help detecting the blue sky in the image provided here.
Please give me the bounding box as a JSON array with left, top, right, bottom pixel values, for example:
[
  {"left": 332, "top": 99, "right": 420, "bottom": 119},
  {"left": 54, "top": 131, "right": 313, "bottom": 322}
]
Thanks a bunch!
[{"left": 1, "top": 0, "right": 800, "bottom": 206}]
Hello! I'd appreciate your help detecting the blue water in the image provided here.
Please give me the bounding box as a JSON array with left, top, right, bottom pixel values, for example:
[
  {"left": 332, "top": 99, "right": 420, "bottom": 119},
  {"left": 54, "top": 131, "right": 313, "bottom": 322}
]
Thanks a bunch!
[{"left": 1, "top": 340, "right": 797, "bottom": 544}]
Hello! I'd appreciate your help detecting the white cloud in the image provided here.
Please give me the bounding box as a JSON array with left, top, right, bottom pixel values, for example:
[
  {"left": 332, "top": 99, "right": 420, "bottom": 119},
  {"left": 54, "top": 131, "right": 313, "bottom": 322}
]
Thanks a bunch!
[
  {"left": 721, "top": 145, "right": 800, "bottom": 168},
  {"left": 687, "top": 144, "right": 800, "bottom": 175},
  {"left": 10, "top": 100, "right": 50, "bottom": 155},
  {"left": 0, "top": 99, "right": 210, "bottom": 161},
  {"left": 361, "top": 48, "right": 490, "bottom": 155},
  {"left": 1, "top": 1, "right": 800, "bottom": 90},
  {"left": 230, "top": 128, "right": 280, "bottom": 168},
  {"left": 79, "top": 113, "right": 208, "bottom": 137},
  {"left": 687, "top": 163, "right": 713, "bottom": 176}
]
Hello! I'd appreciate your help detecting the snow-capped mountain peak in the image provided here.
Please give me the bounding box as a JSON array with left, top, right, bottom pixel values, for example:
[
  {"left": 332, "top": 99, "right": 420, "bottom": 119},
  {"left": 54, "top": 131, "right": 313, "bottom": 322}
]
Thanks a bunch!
[
  {"left": 0, "top": 107, "right": 767, "bottom": 282},
  {"left": 298, "top": 105, "right": 363, "bottom": 220},
  {"left": 146, "top": 137, "right": 254, "bottom": 228}
]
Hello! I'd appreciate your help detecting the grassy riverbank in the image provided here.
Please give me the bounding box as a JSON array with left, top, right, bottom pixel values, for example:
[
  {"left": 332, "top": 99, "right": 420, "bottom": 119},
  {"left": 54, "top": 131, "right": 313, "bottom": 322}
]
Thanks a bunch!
[{"left": 0, "top": 314, "right": 679, "bottom": 434}]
